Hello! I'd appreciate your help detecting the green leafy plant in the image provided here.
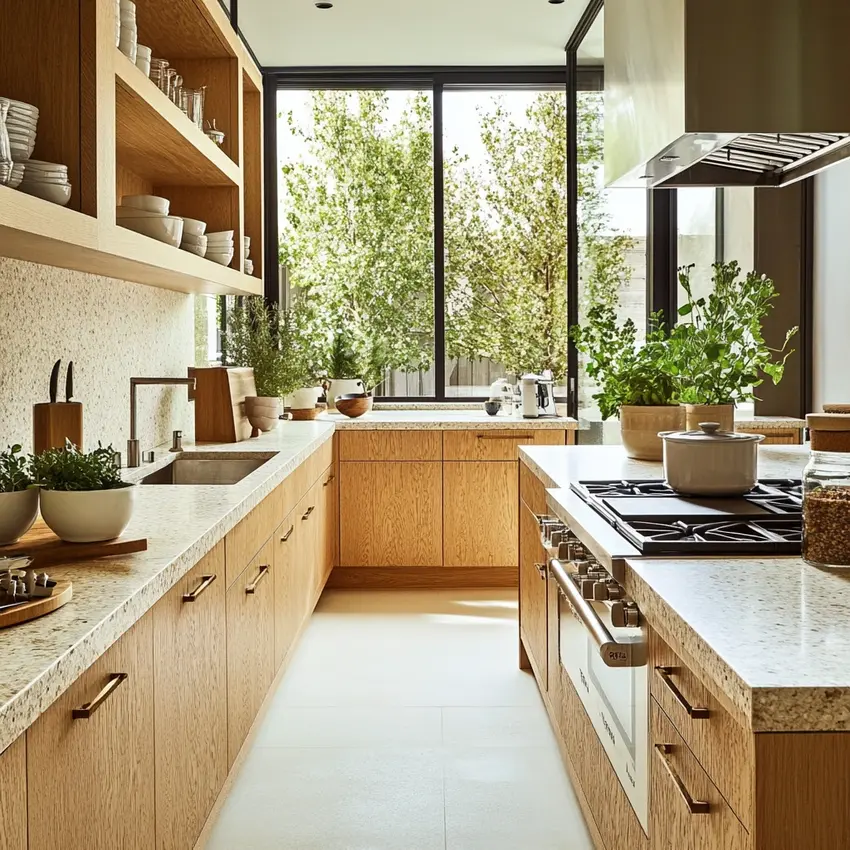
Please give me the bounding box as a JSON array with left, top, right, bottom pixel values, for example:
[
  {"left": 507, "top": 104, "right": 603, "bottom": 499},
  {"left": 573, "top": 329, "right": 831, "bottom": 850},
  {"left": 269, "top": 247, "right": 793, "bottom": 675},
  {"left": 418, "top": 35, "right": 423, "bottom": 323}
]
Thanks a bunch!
[
  {"left": 666, "top": 262, "right": 798, "bottom": 405},
  {"left": 571, "top": 306, "right": 678, "bottom": 420},
  {"left": 0, "top": 445, "right": 33, "bottom": 493},
  {"left": 31, "top": 442, "right": 126, "bottom": 491},
  {"left": 326, "top": 330, "right": 361, "bottom": 380},
  {"left": 324, "top": 329, "right": 389, "bottom": 395},
  {"left": 224, "top": 297, "right": 313, "bottom": 398}
]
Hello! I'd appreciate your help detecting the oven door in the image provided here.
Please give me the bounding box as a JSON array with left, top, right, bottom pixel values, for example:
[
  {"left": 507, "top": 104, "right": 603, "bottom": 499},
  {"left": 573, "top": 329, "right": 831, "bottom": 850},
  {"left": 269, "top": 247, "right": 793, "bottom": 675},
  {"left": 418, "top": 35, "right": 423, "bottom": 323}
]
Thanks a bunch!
[{"left": 551, "top": 559, "right": 649, "bottom": 833}]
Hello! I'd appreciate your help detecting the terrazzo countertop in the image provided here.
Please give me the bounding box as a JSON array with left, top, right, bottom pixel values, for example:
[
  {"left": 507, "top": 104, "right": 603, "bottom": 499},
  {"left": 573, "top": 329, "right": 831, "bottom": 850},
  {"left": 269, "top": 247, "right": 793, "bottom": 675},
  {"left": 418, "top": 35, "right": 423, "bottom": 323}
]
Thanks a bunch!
[
  {"left": 734, "top": 414, "right": 806, "bottom": 431},
  {"left": 0, "top": 421, "right": 334, "bottom": 754},
  {"left": 520, "top": 444, "right": 850, "bottom": 733},
  {"left": 326, "top": 409, "right": 577, "bottom": 430}
]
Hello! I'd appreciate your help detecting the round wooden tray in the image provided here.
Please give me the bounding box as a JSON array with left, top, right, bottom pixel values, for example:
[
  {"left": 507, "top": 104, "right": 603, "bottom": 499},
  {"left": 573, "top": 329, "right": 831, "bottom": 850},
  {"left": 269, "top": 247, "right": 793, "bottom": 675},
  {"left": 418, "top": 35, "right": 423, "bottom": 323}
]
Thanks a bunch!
[{"left": 0, "top": 580, "right": 73, "bottom": 629}]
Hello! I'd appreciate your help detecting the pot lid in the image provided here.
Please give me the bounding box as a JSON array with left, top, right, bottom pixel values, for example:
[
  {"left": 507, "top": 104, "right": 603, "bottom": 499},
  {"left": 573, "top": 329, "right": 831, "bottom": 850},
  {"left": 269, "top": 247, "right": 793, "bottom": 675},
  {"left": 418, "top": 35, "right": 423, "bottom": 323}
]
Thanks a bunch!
[{"left": 660, "top": 422, "right": 763, "bottom": 444}]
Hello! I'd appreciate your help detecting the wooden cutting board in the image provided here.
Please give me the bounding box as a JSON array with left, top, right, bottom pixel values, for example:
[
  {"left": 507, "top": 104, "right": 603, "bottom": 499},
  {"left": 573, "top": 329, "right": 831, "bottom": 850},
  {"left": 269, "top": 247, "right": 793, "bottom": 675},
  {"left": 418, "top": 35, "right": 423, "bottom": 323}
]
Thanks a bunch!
[
  {"left": 0, "top": 580, "right": 73, "bottom": 628},
  {"left": 0, "top": 520, "right": 147, "bottom": 567}
]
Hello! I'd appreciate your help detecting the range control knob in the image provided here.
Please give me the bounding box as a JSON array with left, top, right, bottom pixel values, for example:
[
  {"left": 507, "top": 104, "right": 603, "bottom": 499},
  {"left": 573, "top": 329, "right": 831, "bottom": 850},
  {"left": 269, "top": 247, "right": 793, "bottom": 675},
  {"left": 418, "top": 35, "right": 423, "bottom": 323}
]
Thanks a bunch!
[
  {"left": 580, "top": 579, "right": 596, "bottom": 600},
  {"left": 606, "top": 582, "right": 624, "bottom": 601},
  {"left": 574, "top": 560, "right": 592, "bottom": 576},
  {"left": 568, "top": 542, "right": 587, "bottom": 561},
  {"left": 611, "top": 601, "right": 641, "bottom": 628},
  {"left": 592, "top": 581, "right": 610, "bottom": 601}
]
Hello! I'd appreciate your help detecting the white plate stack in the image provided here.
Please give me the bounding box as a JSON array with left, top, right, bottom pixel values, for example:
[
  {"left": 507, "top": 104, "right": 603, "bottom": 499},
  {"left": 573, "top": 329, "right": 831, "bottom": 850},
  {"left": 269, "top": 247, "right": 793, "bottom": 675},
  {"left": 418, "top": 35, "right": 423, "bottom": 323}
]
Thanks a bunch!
[
  {"left": 3, "top": 98, "right": 38, "bottom": 164},
  {"left": 118, "top": 194, "right": 184, "bottom": 248},
  {"left": 180, "top": 217, "right": 208, "bottom": 257},
  {"left": 119, "top": 0, "right": 138, "bottom": 63},
  {"left": 243, "top": 236, "right": 253, "bottom": 275},
  {"left": 206, "top": 231, "right": 234, "bottom": 266},
  {"left": 135, "top": 44, "right": 152, "bottom": 77},
  {"left": 19, "top": 160, "right": 72, "bottom": 206}
]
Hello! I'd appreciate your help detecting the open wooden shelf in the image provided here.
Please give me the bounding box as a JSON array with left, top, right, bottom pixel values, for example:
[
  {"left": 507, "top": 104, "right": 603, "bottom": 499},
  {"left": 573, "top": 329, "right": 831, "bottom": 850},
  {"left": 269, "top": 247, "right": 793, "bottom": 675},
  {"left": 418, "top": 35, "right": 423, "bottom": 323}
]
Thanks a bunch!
[{"left": 115, "top": 52, "right": 239, "bottom": 188}]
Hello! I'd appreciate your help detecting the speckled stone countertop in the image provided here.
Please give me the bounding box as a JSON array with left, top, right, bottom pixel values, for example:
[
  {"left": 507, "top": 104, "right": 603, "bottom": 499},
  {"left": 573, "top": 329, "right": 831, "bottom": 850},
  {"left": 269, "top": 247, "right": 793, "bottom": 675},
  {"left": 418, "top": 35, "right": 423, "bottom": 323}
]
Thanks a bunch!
[
  {"left": 326, "top": 409, "right": 577, "bottom": 430},
  {"left": 519, "top": 444, "right": 850, "bottom": 733},
  {"left": 0, "top": 421, "right": 334, "bottom": 754}
]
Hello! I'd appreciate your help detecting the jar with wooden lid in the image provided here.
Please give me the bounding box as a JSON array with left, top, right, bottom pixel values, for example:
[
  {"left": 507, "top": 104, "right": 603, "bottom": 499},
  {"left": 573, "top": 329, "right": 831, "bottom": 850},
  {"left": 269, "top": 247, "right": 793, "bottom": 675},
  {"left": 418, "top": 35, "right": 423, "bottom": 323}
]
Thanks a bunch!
[{"left": 803, "top": 413, "right": 850, "bottom": 567}]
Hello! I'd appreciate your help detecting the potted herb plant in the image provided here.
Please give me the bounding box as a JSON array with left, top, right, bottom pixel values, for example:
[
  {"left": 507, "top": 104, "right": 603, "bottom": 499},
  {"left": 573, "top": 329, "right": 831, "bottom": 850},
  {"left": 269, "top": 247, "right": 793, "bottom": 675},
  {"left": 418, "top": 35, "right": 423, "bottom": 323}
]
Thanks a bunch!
[
  {"left": 572, "top": 306, "right": 682, "bottom": 460},
  {"left": 0, "top": 445, "right": 38, "bottom": 544},
  {"left": 32, "top": 442, "right": 134, "bottom": 543},
  {"left": 324, "top": 331, "right": 367, "bottom": 411},
  {"left": 669, "top": 262, "right": 798, "bottom": 430}
]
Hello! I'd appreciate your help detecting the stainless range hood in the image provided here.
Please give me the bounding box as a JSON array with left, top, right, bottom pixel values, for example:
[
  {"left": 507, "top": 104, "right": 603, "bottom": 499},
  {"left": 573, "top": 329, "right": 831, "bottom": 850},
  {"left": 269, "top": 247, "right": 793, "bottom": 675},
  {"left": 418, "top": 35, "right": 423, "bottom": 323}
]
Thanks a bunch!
[{"left": 605, "top": 0, "right": 850, "bottom": 188}]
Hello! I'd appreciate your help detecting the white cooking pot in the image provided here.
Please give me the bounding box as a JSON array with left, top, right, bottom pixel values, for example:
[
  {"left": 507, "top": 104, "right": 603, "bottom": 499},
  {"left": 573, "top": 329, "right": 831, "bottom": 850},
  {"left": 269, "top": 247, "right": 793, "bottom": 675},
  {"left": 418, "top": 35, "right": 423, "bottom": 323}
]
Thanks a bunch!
[{"left": 658, "top": 422, "right": 765, "bottom": 496}]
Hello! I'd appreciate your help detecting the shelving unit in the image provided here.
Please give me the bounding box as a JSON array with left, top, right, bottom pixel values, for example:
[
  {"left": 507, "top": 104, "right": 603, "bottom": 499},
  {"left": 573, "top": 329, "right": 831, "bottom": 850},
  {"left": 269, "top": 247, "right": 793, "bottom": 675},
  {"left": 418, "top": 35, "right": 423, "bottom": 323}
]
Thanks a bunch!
[{"left": 0, "top": 0, "right": 264, "bottom": 296}]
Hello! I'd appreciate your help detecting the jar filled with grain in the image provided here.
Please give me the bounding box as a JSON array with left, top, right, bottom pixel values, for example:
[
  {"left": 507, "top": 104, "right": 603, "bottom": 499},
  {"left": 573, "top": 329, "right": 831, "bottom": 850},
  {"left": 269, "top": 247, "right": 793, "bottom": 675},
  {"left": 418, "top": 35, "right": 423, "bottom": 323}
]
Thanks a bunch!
[{"left": 803, "top": 415, "right": 850, "bottom": 567}]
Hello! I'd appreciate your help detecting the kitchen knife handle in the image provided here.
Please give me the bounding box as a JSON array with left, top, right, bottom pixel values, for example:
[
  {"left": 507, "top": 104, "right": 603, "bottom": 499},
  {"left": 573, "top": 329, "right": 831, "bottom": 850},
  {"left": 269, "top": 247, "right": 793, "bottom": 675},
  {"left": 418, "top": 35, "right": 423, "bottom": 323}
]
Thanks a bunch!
[
  {"left": 49, "top": 359, "right": 61, "bottom": 404},
  {"left": 72, "top": 673, "right": 128, "bottom": 719}
]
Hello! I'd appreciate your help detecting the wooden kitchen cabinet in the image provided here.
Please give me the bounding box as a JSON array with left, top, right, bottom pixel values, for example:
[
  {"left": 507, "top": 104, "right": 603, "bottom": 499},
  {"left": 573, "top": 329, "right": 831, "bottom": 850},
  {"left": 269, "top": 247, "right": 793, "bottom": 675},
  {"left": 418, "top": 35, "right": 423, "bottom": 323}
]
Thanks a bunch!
[
  {"left": 0, "top": 736, "right": 26, "bottom": 850},
  {"left": 443, "top": 428, "right": 566, "bottom": 461},
  {"left": 274, "top": 507, "right": 301, "bottom": 670},
  {"left": 518, "top": 499, "right": 548, "bottom": 686},
  {"left": 153, "top": 541, "right": 227, "bottom": 850},
  {"left": 318, "top": 465, "right": 336, "bottom": 587},
  {"left": 444, "top": 461, "right": 518, "bottom": 567},
  {"left": 339, "top": 461, "right": 442, "bottom": 567},
  {"left": 226, "top": 537, "right": 276, "bottom": 766},
  {"left": 27, "top": 612, "right": 155, "bottom": 850}
]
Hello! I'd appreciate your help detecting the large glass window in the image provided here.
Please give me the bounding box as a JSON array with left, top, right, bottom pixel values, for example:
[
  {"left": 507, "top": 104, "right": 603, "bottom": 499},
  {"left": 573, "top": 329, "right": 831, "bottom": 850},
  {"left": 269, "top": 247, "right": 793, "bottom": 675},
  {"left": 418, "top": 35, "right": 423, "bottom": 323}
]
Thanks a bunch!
[{"left": 677, "top": 187, "right": 718, "bottom": 306}]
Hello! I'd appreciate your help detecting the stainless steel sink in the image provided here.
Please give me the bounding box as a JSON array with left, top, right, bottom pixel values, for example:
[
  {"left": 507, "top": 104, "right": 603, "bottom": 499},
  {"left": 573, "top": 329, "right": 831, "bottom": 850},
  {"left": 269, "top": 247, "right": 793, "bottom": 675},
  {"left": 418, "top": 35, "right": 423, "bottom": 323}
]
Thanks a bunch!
[{"left": 140, "top": 453, "right": 275, "bottom": 485}]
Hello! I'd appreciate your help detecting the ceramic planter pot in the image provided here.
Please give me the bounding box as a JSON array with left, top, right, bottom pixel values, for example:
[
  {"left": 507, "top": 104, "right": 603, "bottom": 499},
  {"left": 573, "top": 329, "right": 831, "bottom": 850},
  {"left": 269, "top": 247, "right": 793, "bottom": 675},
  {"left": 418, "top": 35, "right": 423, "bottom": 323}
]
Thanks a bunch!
[
  {"left": 620, "top": 405, "right": 686, "bottom": 461},
  {"left": 327, "top": 379, "right": 365, "bottom": 411},
  {"left": 683, "top": 403, "right": 735, "bottom": 432},
  {"left": 0, "top": 488, "right": 39, "bottom": 544},
  {"left": 245, "top": 396, "right": 281, "bottom": 433},
  {"left": 40, "top": 486, "right": 136, "bottom": 543},
  {"left": 660, "top": 422, "right": 764, "bottom": 495},
  {"left": 290, "top": 387, "right": 323, "bottom": 411}
]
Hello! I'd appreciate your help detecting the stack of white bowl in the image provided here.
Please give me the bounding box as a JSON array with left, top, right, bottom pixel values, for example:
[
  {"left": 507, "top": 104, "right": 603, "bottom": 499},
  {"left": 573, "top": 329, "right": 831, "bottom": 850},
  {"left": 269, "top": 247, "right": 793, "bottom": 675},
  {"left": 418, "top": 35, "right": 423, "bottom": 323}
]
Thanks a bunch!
[
  {"left": 243, "top": 236, "right": 254, "bottom": 275},
  {"left": 180, "top": 217, "right": 208, "bottom": 257},
  {"left": 117, "top": 194, "right": 184, "bottom": 248},
  {"left": 114, "top": 0, "right": 121, "bottom": 46},
  {"left": 19, "top": 161, "right": 72, "bottom": 206},
  {"left": 8, "top": 162, "right": 25, "bottom": 189},
  {"left": 135, "top": 44, "right": 152, "bottom": 77},
  {"left": 3, "top": 98, "right": 38, "bottom": 164},
  {"left": 119, "top": 0, "right": 138, "bottom": 63},
  {"left": 206, "top": 231, "right": 234, "bottom": 266}
]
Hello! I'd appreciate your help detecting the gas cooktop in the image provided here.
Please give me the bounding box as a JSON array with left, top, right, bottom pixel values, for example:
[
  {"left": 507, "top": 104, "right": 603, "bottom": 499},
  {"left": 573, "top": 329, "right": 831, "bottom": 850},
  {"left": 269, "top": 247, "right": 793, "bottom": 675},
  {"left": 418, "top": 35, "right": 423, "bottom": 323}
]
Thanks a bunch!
[{"left": 571, "top": 479, "right": 803, "bottom": 556}]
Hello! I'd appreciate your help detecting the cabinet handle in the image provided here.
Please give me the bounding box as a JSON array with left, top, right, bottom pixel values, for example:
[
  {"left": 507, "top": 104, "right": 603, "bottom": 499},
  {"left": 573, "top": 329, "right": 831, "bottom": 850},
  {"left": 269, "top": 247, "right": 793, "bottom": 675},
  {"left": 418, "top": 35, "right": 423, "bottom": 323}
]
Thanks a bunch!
[
  {"left": 280, "top": 525, "right": 294, "bottom": 542},
  {"left": 245, "top": 564, "right": 271, "bottom": 594},
  {"left": 655, "top": 667, "right": 710, "bottom": 719},
  {"left": 534, "top": 562, "right": 548, "bottom": 581},
  {"left": 72, "top": 673, "right": 128, "bottom": 719},
  {"left": 302, "top": 505, "right": 315, "bottom": 520},
  {"left": 653, "top": 743, "right": 710, "bottom": 815},
  {"left": 477, "top": 433, "right": 534, "bottom": 440},
  {"left": 322, "top": 474, "right": 335, "bottom": 487},
  {"left": 182, "top": 574, "right": 216, "bottom": 602}
]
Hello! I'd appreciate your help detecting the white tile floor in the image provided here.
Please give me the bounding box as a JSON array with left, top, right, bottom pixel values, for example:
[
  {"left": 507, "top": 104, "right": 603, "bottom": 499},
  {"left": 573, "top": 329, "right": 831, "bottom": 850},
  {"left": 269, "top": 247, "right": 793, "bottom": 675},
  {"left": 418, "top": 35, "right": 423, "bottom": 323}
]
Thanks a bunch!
[{"left": 204, "top": 589, "right": 595, "bottom": 850}]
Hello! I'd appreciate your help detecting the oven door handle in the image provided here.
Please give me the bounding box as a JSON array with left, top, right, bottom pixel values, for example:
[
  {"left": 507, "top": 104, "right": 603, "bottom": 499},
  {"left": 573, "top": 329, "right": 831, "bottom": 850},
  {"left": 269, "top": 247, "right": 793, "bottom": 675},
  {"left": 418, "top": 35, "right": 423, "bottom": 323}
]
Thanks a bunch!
[{"left": 550, "top": 559, "right": 639, "bottom": 669}]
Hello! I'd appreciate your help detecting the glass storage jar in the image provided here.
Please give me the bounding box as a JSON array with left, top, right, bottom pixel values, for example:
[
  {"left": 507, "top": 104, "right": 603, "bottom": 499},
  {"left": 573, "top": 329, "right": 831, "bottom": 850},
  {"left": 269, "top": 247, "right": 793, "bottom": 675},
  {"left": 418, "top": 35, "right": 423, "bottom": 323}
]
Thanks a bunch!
[{"left": 803, "top": 450, "right": 850, "bottom": 568}]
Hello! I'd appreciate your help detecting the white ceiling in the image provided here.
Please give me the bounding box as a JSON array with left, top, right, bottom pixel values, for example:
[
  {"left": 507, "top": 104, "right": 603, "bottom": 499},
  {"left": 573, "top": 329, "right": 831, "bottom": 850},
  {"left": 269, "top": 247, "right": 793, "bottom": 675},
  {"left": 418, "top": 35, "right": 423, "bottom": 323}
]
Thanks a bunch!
[{"left": 238, "top": 0, "right": 599, "bottom": 69}]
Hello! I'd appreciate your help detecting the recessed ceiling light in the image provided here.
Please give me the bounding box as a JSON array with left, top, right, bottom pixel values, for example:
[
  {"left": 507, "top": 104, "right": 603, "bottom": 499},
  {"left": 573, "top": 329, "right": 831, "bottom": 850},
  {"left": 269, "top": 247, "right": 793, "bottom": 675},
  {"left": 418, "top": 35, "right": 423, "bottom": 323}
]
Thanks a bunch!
[{"left": 315, "top": 1, "right": 333, "bottom": 7}]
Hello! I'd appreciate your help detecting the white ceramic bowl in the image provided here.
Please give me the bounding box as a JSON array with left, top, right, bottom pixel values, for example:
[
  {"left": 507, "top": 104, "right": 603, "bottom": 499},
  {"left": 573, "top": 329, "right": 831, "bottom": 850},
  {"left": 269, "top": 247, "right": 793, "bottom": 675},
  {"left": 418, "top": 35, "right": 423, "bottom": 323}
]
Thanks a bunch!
[
  {"left": 8, "top": 163, "right": 25, "bottom": 189},
  {"left": 181, "top": 232, "right": 207, "bottom": 248},
  {"left": 243, "top": 236, "right": 251, "bottom": 247},
  {"left": 136, "top": 44, "right": 151, "bottom": 59},
  {"left": 206, "top": 230, "right": 234, "bottom": 242},
  {"left": 206, "top": 250, "right": 234, "bottom": 266},
  {"left": 116, "top": 206, "right": 163, "bottom": 219},
  {"left": 18, "top": 180, "right": 72, "bottom": 206},
  {"left": 40, "top": 486, "right": 135, "bottom": 544},
  {"left": 181, "top": 243, "right": 206, "bottom": 258},
  {"left": 0, "top": 489, "right": 39, "bottom": 545},
  {"left": 5, "top": 118, "right": 37, "bottom": 130},
  {"left": 181, "top": 217, "right": 207, "bottom": 237},
  {"left": 7, "top": 99, "right": 39, "bottom": 117},
  {"left": 122, "top": 194, "right": 169, "bottom": 215},
  {"left": 25, "top": 160, "right": 66, "bottom": 171},
  {"left": 119, "top": 215, "right": 184, "bottom": 247},
  {"left": 25, "top": 175, "right": 69, "bottom": 185}
]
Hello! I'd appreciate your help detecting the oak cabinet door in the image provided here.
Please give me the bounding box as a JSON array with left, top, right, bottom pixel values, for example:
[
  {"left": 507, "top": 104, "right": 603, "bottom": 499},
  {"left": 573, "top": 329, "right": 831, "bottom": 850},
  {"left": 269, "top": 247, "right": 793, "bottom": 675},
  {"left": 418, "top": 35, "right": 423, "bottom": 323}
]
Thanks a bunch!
[
  {"left": 274, "top": 508, "right": 300, "bottom": 670},
  {"left": 444, "top": 461, "right": 518, "bottom": 567},
  {"left": 153, "top": 542, "right": 227, "bottom": 850},
  {"left": 518, "top": 499, "right": 548, "bottom": 687},
  {"left": 339, "top": 461, "right": 443, "bottom": 567},
  {"left": 28, "top": 613, "right": 155, "bottom": 850},
  {"left": 0, "top": 736, "right": 26, "bottom": 850},
  {"left": 319, "top": 464, "right": 336, "bottom": 588},
  {"left": 226, "top": 537, "right": 276, "bottom": 766}
]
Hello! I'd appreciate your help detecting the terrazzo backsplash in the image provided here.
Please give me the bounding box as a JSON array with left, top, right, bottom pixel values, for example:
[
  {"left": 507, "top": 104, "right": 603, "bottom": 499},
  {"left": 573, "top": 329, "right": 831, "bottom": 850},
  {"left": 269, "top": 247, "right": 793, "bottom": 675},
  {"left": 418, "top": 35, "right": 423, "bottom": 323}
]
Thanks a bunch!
[{"left": 0, "top": 258, "right": 195, "bottom": 455}]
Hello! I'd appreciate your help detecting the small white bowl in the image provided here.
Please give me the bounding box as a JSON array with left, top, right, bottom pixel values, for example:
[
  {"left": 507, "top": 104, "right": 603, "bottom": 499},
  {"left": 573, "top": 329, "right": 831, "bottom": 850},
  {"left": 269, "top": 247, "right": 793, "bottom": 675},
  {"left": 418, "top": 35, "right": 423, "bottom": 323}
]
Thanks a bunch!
[
  {"left": 25, "top": 174, "right": 70, "bottom": 185},
  {"left": 181, "top": 217, "right": 207, "bottom": 237},
  {"left": 243, "top": 236, "right": 251, "bottom": 247},
  {"left": 7, "top": 99, "right": 39, "bottom": 116},
  {"left": 181, "top": 243, "right": 206, "bottom": 258},
  {"left": 25, "top": 159, "right": 66, "bottom": 171},
  {"left": 119, "top": 215, "right": 184, "bottom": 247},
  {"left": 122, "top": 194, "right": 169, "bottom": 215},
  {"left": 116, "top": 206, "right": 164, "bottom": 219},
  {"left": 206, "top": 250, "right": 234, "bottom": 266},
  {"left": 206, "top": 230, "right": 234, "bottom": 241},
  {"left": 19, "top": 180, "right": 72, "bottom": 206},
  {"left": 181, "top": 232, "right": 208, "bottom": 248},
  {"left": 136, "top": 44, "right": 152, "bottom": 58}
]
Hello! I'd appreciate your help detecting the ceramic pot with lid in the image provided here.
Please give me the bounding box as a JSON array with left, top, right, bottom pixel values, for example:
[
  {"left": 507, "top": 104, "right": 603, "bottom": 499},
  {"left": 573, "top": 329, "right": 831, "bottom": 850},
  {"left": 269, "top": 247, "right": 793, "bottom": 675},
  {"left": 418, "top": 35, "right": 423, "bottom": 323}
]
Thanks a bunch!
[{"left": 659, "top": 422, "right": 764, "bottom": 496}]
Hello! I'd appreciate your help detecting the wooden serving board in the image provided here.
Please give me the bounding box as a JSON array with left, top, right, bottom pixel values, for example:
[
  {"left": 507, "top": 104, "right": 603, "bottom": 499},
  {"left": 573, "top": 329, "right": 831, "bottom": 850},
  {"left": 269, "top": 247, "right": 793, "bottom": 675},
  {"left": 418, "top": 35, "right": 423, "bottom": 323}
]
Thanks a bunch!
[
  {"left": 0, "top": 521, "right": 147, "bottom": 567},
  {"left": 0, "top": 580, "right": 73, "bottom": 628}
]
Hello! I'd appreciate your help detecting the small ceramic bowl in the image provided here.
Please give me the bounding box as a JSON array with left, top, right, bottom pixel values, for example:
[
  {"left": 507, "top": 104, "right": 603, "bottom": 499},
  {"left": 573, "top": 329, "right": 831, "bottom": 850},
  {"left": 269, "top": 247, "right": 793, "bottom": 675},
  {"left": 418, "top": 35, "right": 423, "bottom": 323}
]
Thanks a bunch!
[
  {"left": 206, "top": 250, "right": 234, "bottom": 266},
  {"left": 335, "top": 393, "right": 371, "bottom": 419},
  {"left": 484, "top": 400, "right": 502, "bottom": 416},
  {"left": 121, "top": 194, "right": 169, "bottom": 215},
  {"left": 181, "top": 217, "right": 207, "bottom": 237}
]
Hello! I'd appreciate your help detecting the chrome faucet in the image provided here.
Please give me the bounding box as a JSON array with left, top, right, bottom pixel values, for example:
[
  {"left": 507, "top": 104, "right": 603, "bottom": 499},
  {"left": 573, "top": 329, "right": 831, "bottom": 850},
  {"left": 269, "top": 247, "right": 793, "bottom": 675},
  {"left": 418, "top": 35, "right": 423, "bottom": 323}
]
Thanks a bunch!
[{"left": 128, "top": 377, "right": 196, "bottom": 468}]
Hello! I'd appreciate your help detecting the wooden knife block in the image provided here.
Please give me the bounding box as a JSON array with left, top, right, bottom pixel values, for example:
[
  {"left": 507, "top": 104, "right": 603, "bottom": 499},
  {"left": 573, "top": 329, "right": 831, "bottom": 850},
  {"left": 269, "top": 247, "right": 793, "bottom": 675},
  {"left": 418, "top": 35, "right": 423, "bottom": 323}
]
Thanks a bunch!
[
  {"left": 33, "top": 402, "right": 83, "bottom": 453},
  {"left": 192, "top": 367, "right": 256, "bottom": 443}
]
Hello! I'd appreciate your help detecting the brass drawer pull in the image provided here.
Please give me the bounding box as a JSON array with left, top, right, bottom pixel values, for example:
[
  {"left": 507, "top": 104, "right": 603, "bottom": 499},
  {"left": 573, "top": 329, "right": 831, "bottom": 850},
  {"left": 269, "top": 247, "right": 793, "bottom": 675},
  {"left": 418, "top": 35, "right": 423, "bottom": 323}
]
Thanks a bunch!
[
  {"left": 477, "top": 433, "right": 534, "bottom": 440},
  {"left": 280, "top": 525, "right": 294, "bottom": 542},
  {"left": 534, "top": 562, "right": 548, "bottom": 581},
  {"left": 182, "top": 574, "right": 216, "bottom": 602},
  {"left": 654, "top": 744, "right": 710, "bottom": 815},
  {"left": 245, "top": 564, "right": 271, "bottom": 594},
  {"left": 72, "top": 673, "right": 128, "bottom": 719},
  {"left": 322, "top": 474, "right": 335, "bottom": 487},
  {"left": 302, "top": 506, "right": 315, "bottom": 520},
  {"left": 655, "top": 666, "right": 710, "bottom": 719}
]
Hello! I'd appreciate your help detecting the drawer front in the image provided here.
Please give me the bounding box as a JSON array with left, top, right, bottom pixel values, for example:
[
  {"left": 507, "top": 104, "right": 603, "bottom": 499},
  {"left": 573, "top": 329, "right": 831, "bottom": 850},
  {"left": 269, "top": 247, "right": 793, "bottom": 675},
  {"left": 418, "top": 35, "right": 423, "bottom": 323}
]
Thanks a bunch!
[
  {"left": 650, "top": 632, "right": 752, "bottom": 830},
  {"left": 444, "top": 429, "right": 565, "bottom": 461},
  {"left": 224, "top": 488, "right": 279, "bottom": 587},
  {"left": 339, "top": 430, "right": 442, "bottom": 461},
  {"left": 519, "top": 501, "right": 547, "bottom": 688},
  {"left": 651, "top": 701, "right": 749, "bottom": 850},
  {"left": 0, "top": 736, "right": 26, "bottom": 850}
]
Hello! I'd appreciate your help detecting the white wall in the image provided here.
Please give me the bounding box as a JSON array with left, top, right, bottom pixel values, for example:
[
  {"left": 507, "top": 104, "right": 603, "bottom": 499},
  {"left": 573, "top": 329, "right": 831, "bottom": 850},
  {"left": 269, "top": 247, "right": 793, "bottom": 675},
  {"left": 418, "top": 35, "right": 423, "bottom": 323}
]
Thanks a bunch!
[{"left": 813, "top": 160, "right": 850, "bottom": 412}]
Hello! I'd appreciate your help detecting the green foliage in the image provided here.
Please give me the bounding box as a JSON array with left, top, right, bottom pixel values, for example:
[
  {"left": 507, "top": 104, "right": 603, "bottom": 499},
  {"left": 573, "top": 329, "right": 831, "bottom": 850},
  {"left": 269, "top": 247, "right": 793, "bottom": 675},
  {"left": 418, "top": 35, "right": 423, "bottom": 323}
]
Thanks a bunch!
[
  {"left": 32, "top": 441, "right": 126, "bottom": 492},
  {"left": 0, "top": 445, "right": 33, "bottom": 493},
  {"left": 326, "top": 331, "right": 361, "bottom": 380},
  {"left": 665, "top": 262, "right": 798, "bottom": 405},
  {"left": 223, "top": 297, "right": 313, "bottom": 398},
  {"left": 571, "top": 307, "right": 678, "bottom": 419}
]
